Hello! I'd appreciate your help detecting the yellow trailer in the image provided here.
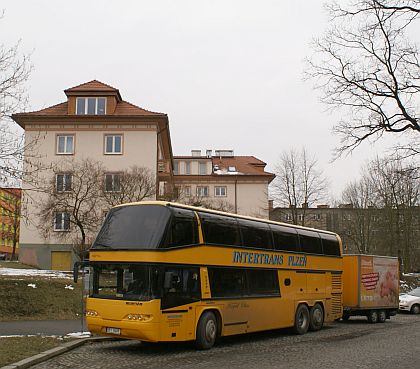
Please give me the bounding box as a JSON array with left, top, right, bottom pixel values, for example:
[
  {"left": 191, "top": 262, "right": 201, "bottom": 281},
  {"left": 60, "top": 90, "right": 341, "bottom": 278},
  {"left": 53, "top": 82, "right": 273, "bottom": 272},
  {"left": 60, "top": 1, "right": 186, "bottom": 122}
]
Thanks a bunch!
[{"left": 342, "top": 254, "right": 399, "bottom": 323}]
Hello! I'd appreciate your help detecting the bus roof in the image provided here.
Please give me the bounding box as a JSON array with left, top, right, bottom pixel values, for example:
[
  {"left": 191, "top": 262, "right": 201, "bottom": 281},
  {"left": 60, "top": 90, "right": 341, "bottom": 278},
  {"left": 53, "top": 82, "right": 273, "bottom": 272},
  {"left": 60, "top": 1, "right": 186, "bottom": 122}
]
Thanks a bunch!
[{"left": 113, "top": 201, "right": 339, "bottom": 238}]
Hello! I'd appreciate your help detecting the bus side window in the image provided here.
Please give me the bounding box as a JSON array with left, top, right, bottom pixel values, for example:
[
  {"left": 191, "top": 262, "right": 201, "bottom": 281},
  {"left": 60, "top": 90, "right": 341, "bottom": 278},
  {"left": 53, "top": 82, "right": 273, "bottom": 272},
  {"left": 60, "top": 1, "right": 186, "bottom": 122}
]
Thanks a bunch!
[
  {"left": 238, "top": 219, "right": 273, "bottom": 249},
  {"left": 198, "top": 212, "right": 241, "bottom": 247},
  {"left": 298, "top": 229, "right": 323, "bottom": 254},
  {"left": 163, "top": 208, "right": 198, "bottom": 248},
  {"left": 321, "top": 234, "right": 341, "bottom": 256},
  {"left": 161, "top": 267, "right": 201, "bottom": 309},
  {"left": 270, "top": 224, "right": 299, "bottom": 252}
]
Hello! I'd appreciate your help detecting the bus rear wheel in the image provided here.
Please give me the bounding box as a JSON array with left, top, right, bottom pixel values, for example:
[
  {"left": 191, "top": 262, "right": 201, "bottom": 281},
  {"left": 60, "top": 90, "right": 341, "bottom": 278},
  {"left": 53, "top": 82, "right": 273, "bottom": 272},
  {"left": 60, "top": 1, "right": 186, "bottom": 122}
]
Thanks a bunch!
[
  {"left": 309, "top": 303, "right": 324, "bottom": 331},
  {"left": 195, "top": 311, "right": 217, "bottom": 350},
  {"left": 293, "top": 304, "right": 310, "bottom": 334}
]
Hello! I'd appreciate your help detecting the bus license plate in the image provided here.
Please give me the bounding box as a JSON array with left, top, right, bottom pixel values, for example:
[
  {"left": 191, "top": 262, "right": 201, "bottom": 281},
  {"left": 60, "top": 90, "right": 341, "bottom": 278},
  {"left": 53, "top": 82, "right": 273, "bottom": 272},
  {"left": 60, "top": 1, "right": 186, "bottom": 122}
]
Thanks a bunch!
[{"left": 106, "top": 327, "right": 121, "bottom": 335}]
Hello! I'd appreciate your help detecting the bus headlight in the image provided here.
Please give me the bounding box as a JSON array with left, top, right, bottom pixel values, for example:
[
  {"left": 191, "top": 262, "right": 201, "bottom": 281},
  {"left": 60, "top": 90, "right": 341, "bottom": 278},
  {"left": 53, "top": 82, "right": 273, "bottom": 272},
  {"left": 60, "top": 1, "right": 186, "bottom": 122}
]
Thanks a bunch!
[
  {"left": 126, "top": 314, "right": 151, "bottom": 321},
  {"left": 86, "top": 309, "right": 98, "bottom": 317}
]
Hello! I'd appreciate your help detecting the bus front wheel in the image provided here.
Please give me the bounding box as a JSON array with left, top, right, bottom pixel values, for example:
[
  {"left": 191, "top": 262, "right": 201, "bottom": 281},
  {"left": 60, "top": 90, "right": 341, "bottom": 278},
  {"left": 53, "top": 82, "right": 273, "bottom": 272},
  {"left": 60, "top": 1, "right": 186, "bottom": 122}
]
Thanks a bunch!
[
  {"left": 195, "top": 311, "right": 217, "bottom": 350},
  {"left": 309, "top": 303, "right": 324, "bottom": 331},
  {"left": 293, "top": 304, "right": 310, "bottom": 335}
]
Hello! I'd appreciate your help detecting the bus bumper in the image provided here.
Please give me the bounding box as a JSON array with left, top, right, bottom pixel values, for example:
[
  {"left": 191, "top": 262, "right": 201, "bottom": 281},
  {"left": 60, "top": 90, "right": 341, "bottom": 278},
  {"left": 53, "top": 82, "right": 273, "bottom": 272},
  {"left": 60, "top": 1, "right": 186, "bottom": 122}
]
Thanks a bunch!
[{"left": 87, "top": 317, "right": 160, "bottom": 342}]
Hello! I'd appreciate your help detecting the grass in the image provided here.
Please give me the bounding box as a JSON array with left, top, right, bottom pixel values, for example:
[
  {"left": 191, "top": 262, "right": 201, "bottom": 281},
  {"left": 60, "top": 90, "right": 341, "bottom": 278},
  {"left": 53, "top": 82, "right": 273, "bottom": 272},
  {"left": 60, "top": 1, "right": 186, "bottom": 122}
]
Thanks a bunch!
[
  {"left": 0, "top": 336, "right": 73, "bottom": 367},
  {"left": 0, "top": 260, "right": 37, "bottom": 269},
  {"left": 0, "top": 276, "right": 83, "bottom": 321}
]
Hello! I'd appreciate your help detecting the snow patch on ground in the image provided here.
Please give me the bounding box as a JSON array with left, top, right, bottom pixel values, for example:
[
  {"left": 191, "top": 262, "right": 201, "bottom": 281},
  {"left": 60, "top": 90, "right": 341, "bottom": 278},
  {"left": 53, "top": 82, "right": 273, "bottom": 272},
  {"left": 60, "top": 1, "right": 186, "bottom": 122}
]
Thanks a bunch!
[
  {"left": 27, "top": 283, "right": 37, "bottom": 288},
  {"left": 65, "top": 332, "right": 91, "bottom": 338},
  {"left": 65, "top": 284, "right": 74, "bottom": 290},
  {"left": 0, "top": 332, "right": 91, "bottom": 339},
  {"left": 0, "top": 268, "right": 72, "bottom": 279}
]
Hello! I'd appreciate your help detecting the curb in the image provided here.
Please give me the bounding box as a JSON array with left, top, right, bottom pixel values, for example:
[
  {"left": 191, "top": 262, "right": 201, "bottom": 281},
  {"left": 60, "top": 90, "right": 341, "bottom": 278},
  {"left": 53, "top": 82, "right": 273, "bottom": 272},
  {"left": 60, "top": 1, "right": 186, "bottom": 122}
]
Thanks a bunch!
[{"left": 1, "top": 337, "right": 114, "bottom": 369}]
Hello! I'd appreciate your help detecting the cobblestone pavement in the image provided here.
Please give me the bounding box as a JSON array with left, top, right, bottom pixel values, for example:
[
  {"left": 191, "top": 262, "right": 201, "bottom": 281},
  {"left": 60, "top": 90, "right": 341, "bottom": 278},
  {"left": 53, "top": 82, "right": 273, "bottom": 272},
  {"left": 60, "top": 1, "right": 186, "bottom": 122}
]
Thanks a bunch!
[{"left": 31, "top": 314, "right": 420, "bottom": 369}]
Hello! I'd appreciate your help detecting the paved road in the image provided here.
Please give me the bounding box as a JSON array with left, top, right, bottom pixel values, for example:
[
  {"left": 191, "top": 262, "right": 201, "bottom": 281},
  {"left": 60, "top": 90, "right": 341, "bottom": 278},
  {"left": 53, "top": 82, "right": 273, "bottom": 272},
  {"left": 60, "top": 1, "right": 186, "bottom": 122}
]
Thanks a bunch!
[
  {"left": 31, "top": 314, "right": 420, "bottom": 369},
  {"left": 0, "top": 320, "right": 86, "bottom": 336}
]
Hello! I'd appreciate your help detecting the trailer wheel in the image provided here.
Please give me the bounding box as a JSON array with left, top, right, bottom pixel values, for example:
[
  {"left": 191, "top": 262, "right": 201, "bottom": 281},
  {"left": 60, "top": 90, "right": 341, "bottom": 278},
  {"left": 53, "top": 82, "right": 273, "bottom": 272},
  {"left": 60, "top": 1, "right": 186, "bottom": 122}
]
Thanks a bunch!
[
  {"left": 309, "top": 303, "right": 324, "bottom": 331},
  {"left": 342, "top": 312, "right": 350, "bottom": 321},
  {"left": 195, "top": 311, "right": 217, "bottom": 350},
  {"left": 411, "top": 304, "right": 420, "bottom": 314},
  {"left": 293, "top": 304, "right": 310, "bottom": 334},
  {"left": 367, "top": 310, "right": 378, "bottom": 324},
  {"left": 378, "top": 310, "right": 386, "bottom": 323}
]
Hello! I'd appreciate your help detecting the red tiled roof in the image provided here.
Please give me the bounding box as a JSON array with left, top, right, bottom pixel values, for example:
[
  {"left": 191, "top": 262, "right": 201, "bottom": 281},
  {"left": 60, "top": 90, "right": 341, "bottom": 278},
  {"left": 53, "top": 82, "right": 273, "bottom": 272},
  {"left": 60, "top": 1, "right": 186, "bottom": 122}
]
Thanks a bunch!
[
  {"left": 64, "top": 80, "right": 119, "bottom": 93},
  {"left": 173, "top": 155, "right": 273, "bottom": 178},
  {"left": 23, "top": 102, "right": 68, "bottom": 116},
  {"left": 212, "top": 156, "right": 271, "bottom": 176},
  {"left": 15, "top": 100, "right": 164, "bottom": 117},
  {"left": 114, "top": 101, "right": 165, "bottom": 116}
]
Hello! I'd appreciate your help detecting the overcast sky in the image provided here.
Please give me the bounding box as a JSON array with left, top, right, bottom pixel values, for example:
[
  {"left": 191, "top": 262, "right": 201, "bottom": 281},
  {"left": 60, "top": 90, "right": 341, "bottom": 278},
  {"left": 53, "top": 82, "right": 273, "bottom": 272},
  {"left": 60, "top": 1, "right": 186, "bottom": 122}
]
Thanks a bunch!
[{"left": 2, "top": 0, "right": 402, "bottom": 200}]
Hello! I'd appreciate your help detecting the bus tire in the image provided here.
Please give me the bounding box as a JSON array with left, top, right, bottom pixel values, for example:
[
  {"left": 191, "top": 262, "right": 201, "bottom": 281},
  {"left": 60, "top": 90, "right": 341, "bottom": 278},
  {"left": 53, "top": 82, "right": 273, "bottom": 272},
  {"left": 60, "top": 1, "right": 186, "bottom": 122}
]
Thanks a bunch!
[
  {"left": 378, "top": 310, "right": 387, "bottom": 323},
  {"left": 293, "top": 304, "right": 310, "bottom": 335},
  {"left": 309, "top": 303, "right": 324, "bottom": 331},
  {"left": 367, "top": 310, "right": 378, "bottom": 324},
  {"left": 195, "top": 311, "right": 217, "bottom": 350}
]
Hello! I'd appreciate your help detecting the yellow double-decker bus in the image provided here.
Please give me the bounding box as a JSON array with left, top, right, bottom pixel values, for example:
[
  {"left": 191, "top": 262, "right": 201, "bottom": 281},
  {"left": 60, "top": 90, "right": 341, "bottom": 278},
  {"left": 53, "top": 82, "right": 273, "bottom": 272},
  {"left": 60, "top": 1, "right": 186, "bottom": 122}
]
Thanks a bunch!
[{"left": 77, "top": 201, "right": 343, "bottom": 349}]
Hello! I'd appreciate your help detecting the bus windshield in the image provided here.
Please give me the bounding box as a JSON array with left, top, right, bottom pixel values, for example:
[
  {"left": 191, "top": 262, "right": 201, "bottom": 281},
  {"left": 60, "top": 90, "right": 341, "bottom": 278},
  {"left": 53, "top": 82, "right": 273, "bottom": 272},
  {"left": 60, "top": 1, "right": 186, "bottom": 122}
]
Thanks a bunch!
[
  {"left": 92, "top": 263, "right": 161, "bottom": 301},
  {"left": 91, "top": 205, "right": 171, "bottom": 250}
]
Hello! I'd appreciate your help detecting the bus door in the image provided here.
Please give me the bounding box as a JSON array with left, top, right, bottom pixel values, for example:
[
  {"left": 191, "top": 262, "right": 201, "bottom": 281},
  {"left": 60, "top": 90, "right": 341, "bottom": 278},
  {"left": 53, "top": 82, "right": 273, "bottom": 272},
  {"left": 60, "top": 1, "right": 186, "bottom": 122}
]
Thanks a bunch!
[
  {"left": 160, "top": 266, "right": 201, "bottom": 341},
  {"left": 277, "top": 270, "right": 297, "bottom": 326}
]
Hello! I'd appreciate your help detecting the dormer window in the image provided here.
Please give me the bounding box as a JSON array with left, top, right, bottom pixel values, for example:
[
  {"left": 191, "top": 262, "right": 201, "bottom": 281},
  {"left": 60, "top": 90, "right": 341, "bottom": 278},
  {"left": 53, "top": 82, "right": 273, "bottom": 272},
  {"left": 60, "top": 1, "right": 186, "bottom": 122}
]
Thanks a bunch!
[{"left": 76, "top": 97, "right": 106, "bottom": 115}]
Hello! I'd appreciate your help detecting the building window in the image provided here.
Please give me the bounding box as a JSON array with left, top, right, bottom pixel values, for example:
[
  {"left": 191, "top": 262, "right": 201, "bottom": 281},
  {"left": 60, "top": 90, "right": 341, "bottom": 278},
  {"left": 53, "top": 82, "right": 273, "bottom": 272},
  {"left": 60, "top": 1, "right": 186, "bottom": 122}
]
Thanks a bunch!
[
  {"left": 104, "top": 173, "right": 121, "bottom": 192},
  {"left": 173, "top": 162, "right": 179, "bottom": 175},
  {"left": 199, "top": 162, "right": 207, "bottom": 175},
  {"left": 56, "top": 135, "right": 74, "bottom": 155},
  {"left": 54, "top": 212, "right": 70, "bottom": 231},
  {"left": 185, "top": 161, "right": 191, "bottom": 175},
  {"left": 104, "top": 135, "right": 122, "bottom": 154},
  {"left": 56, "top": 174, "right": 72, "bottom": 192},
  {"left": 285, "top": 214, "right": 292, "bottom": 221},
  {"left": 196, "top": 186, "right": 209, "bottom": 197},
  {"left": 183, "top": 186, "right": 191, "bottom": 197},
  {"left": 215, "top": 186, "right": 227, "bottom": 197},
  {"left": 312, "top": 214, "right": 321, "bottom": 220},
  {"left": 76, "top": 97, "right": 106, "bottom": 115},
  {"left": 298, "top": 214, "right": 304, "bottom": 221}
]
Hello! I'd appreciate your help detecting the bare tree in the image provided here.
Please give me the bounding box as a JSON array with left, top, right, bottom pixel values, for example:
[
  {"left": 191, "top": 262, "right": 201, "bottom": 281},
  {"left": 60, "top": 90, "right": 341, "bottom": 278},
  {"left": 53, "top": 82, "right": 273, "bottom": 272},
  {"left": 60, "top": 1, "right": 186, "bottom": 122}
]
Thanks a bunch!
[
  {"left": 102, "top": 166, "right": 156, "bottom": 207},
  {"left": 367, "top": 156, "right": 419, "bottom": 271},
  {"left": 37, "top": 159, "right": 105, "bottom": 260},
  {"left": 271, "top": 148, "right": 329, "bottom": 226},
  {"left": 307, "top": 0, "right": 420, "bottom": 157},
  {"left": 340, "top": 155, "right": 419, "bottom": 270},
  {"left": 341, "top": 177, "right": 377, "bottom": 253},
  {"left": 0, "top": 13, "right": 32, "bottom": 185}
]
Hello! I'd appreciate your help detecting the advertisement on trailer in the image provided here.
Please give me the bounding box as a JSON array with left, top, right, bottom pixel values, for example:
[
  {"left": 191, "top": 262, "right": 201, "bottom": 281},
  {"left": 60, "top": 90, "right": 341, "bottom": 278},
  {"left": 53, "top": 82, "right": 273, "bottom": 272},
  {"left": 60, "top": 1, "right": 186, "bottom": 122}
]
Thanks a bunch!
[{"left": 359, "top": 256, "right": 399, "bottom": 308}]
